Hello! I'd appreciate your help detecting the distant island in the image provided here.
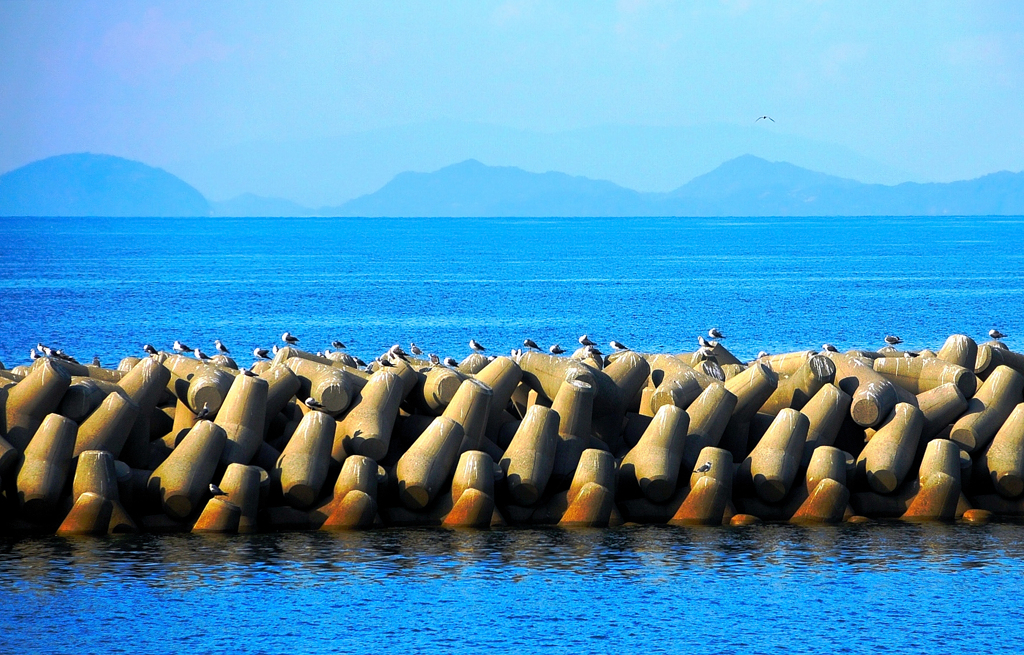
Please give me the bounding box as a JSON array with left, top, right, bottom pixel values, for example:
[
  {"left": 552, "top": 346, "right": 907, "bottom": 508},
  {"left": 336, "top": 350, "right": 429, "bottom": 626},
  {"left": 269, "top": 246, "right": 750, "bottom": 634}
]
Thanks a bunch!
[{"left": 2, "top": 152, "right": 1023, "bottom": 217}]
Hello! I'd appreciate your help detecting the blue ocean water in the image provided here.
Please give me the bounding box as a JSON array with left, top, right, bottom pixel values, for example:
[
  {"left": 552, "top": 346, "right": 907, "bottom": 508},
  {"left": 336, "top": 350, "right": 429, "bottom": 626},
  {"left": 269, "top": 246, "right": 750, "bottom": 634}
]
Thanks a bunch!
[
  {"left": 2, "top": 215, "right": 1024, "bottom": 653},
  {"left": 1, "top": 216, "right": 1023, "bottom": 367}
]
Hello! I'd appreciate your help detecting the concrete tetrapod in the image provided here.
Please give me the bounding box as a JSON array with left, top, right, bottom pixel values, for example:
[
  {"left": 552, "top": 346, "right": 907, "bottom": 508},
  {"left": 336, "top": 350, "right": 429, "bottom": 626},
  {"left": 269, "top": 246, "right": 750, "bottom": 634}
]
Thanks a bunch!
[
  {"left": 192, "top": 497, "right": 242, "bottom": 533},
  {"left": 763, "top": 351, "right": 815, "bottom": 377},
  {"left": 116, "top": 357, "right": 172, "bottom": 468},
  {"left": 682, "top": 383, "right": 738, "bottom": 474},
  {"left": 826, "top": 352, "right": 911, "bottom": 428},
  {"left": 739, "top": 408, "right": 809, "bottom": 503},
  {"left": 873, "top": 356, "right": 976, "bottom": 397},
  {"left": 441, "top": 378, "right": 493, "bottom": 454},
  {"left": 285, "top": 357, "right": 352, "bottom": 414},
  {"left": 335, "top": 369, "right": 404, "bottom": 462},
  {"left": 395, "top": 416, "right": 465, "bottom": 510},
  {"left": 56, "top": 492, "right": 114, "bottom": 536},
  {"left": 721, "top": 362, "right": 778, "bottom": 458},
  {"left": 804, "top": 446, "right": 848, "bottom": 493},
  {"left": 73, "top": 391, "right": 140, "bottom": 459},
  {"left": 980, "top": 402, "right": 1024, "bottom": 499},
  {"left": 549, "top": 378, "right": 596, "bottom": 486},
  {"left": 790, "top": 479, "right": 850, "bottom": 524},
  {"left": 856, "top": 403, "right": 924, "bottom": 494},
  {"left": 475, "top": 356, "right": 524, "bottom": 440},
  {"left": 260, "top": 365, "right": 301, "bottom": 432},
  {"left": 936, "top": 334, "right": 978, "bottom": 370},
  {"left": 218, "top": 463, "right": 262, "bottom": 532},
  {"left": 670, "top": 446, "right": 733, "bottom": 526},
  {"left": 950, "top": 365, "right": 1024, "bottom": 454},
  {"left": 56, "top": 378, "right": 108, "bottom": 423},
  {"left": 215, "top": 371, "right": 269, "bottom": 467},
  {"left": 499, "top": 405, "right": 559, "bottom": 506},
  {"left": 557, "top": 449, "right": 617, "bottom": 527},
  {"left": 148, "top": 420, "right": 227, "bottom": 519},
  {"left": 185, "top": 366, "right": 234, "bottom": 417},
  {"left": 799, "top": 383, "right": 852, "bottom": 468},
  {"left": 974, "top": 344, "right": 1024, "bottom": 379},
  {"left": 600, "top": 351, "right": 651, "bottom": 416},
  {"left": 760, "top": 355, "right": 836, "bottom": 415},
  {"left": 322, "top": 455, "right": 380, "bottom": 529},
  {"left": 619, "top": 404, "right": 689, "bottom": 503},
  {"left": 275, "top": 410, "right": 335, "bottom": 509},
  {"left": 442, "top": 450, "right": 496, "bottom": 528},
  {"left": 916, "top": 383, "right": 969, "bottom": 439},
  {"left": 517, "top": 351, "right": 597, "bottom": 404},
  {"left": 16, "top": 414, "right": 77, "bottom": 517},
  {"left": 410, "top": 366, "right": 464, "bottom": 415},
  {"left": 903, "top": 439, "right": 962, "bottom": 521},
  {"left": 4, "top": 358, "right": 72, "bottom": 451}
]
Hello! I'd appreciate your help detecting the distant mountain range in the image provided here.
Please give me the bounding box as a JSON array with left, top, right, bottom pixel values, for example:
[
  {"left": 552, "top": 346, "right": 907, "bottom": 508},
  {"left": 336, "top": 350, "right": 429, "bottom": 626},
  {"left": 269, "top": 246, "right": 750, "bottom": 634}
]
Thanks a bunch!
[{"left": 2, "top": 152, "right": 1023, "bottom": 217}]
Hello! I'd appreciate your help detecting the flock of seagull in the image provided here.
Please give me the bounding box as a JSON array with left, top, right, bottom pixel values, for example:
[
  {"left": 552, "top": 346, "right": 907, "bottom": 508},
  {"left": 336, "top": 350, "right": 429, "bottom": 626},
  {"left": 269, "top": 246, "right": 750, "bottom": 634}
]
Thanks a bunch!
[{"left": 25, "top": 328, "right": 1011, "bottom": 373}]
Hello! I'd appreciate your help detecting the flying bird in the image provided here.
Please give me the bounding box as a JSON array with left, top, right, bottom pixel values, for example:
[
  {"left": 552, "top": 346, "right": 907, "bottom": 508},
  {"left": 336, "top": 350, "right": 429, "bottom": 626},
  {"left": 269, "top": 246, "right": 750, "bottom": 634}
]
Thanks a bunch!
[
  {"left": 469, "top": 339, "right": 486, "bottom": 353},
  {"left": 578, "top": 334, "right": 596, "bottom": 347},
  {"left": 214, "top": 340, "right": 230, "bottom": 354},
  {"left": 884, "top": 335, "right": 903, "bottom": 346},
  {"left": 253, "top": 347, "right": 270, "bottom": 359},
  {"left": 609, "top": 340, "right": 628, "bottom": 351},
  {"left": 990, "top": 329, "right": 1008, "bottom": 340},
  {"left": 332, "top": 340, "right": 346, "bottom": 349},
  {"left": 282, "top": 332, "right": 299, "bottom": 345},
  {"left": 549, "top": 344, "right": 565, "bottom": 355},
  {"left": 708, "top": 328, "right": 725, "bottom": 340},
  {"left": 523, "top": 338, "right": 540, "bottom": 351},
  {"left": 209, "top": 483, "right": 227, "bottom": 497},
  {"left": 756, "top": 115, "right": 775, "bottom": 123},
  {"left": 696, "top": 461, "right": 713, "bottom": 473},
  {"left": 173, "top": 340, "right": 191, "bottom": 353}
]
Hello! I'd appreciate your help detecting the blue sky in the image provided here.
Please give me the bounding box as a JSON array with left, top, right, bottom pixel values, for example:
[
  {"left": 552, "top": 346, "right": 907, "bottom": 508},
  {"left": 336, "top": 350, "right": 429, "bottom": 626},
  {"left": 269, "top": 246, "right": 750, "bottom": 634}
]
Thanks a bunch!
[{"left": 1, "top": 1, "right": 1022, "bottom": 203}]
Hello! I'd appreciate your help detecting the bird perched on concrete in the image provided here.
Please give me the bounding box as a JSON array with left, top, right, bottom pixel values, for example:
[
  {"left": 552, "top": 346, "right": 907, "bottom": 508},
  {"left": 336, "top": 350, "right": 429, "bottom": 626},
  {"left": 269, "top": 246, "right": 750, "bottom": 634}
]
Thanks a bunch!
[
  {"left": 332, "top": 340, "right": 346, "bottom": 349},
  {"left": 443, "top": 356, "right": 458, "bottom": 367},
  {"left": 354, "top": 356, "right": 366, "bottom": 367},
  {"left": 523, "top": 338, "right": 540, "bottom": 351},
  {"left": 195, "top": 403, "right": 210, "bottom": 420},
  {"left": 821, "top": 343, "right": 838, "bottom": 352},
  {"left": 610, "top": 340, "right": 628, "bottom": 351},
  {"left": 578, "top": 334, "right": 596, "bottom": 347},
  {"left": 585, "top": 345, "right": 603, "bottom": 357},
  {"left": 884, "top": 335, "right": 903, "bottom": 346},
  {"left": 240, "top": 367, "right": 256, "bottom": 377},
  {"left": 698, "top": 335, "right": 712, "bottom": 348},
  {"left": 282, "top": 332, "right": 299, "bottom": 345},
  {"left": 428, "top": 353, "right": 441, "bottom": 366},
  {"left": 215, "top": 339, "right": 230, "bottom": 354},
  {"left": 469, "top": 339, "right": 486, "bottom": 353},
  {"left": 549, "top": 344, "right": 565, "bottom": 355},
  {"left": 708, "top": 328, "right": 725, "bottom": 340},
  {"left": 209, "top": 483, "right": 227, "bottom": 497},
  {"left": 91, "top": 355, "right": 101, "bottom": 367},
  {"left": 696, "top": 461, "right": 713, "bottom": 473},
  {"left": 253, "top": 347, "right": 269, "bottom": 359},
  {"left": 271, "top": 344, "right": 280, "bottom": 354},
  {"left": 304, "top": 397, "right": 325, "bottom": 411},
  {"left": 410, "top": 342, "right": 423, "bottom": 356},
  {"left": 990, "top": 329, "right": 1008, "bottom": 340},
  {"left": 194, "top": 348, "right": 211, "bottom": 362},
  {"left": 173, "top": 340, "right": 191, "bottom": 353},
  {"left": 30, "top": 348, "right": 39, "bottom": 360}
]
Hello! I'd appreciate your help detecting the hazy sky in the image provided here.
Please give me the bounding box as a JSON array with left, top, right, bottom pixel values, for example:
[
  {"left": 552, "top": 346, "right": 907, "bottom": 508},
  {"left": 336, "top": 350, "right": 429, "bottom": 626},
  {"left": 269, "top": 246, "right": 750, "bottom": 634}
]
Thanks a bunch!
[{"left": 2, "top": 1, "right": 1022, "bottom": 195}]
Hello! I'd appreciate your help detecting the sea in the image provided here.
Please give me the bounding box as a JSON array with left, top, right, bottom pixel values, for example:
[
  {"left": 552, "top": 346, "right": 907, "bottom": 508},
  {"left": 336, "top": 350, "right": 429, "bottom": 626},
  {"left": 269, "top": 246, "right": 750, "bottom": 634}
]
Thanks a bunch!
[{"left": 2, "top": 215, "right": 1024, "bottom": 653}]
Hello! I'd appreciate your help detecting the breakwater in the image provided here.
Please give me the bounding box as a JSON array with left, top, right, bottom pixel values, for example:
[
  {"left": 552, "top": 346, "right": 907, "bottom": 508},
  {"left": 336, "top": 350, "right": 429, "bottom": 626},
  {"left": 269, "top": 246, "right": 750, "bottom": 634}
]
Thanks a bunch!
[{"left": 2, "top": 334, "right": 1024, "bottom": 537}]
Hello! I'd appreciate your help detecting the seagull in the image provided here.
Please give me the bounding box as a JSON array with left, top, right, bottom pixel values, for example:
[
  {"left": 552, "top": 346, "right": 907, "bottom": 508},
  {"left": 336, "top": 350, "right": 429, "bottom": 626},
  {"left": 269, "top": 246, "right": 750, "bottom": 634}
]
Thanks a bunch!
[
  {"left": 523, "top": 338, "right": 540, "bottom": 351},
  {"left": 410, "top": 342, "right": 423, "bottom": 356},
  {"left": 332, "top": 340, "right": 346, "bottom": 349},
  {"left": 240, "top": 367, "right": 256, "bottom": 377},
  {"left": 697, "top": 335, "right": 712, "bottom": 349},
  {"left": 282, "top": 332, "right": 299, "bottom": 345},
  {"left": 469, "top": 339, "right": 486, "bottom": 353},
  {"left": 353, "top": 356, "right": 366, "bottom": 367},
  {"left": 271, "top": 344, "right": 280, "bottom": 354},
  {"left": 756, "top": 115, "right": 775, "bottom": 123},
  {"left": 609, "top": 340, "right": 628, "bottom": 351},
  {"left": 173, "top": 340, "right": 191, "bottom": 353},
  {"left": 389, "top": 344, "right": 408, "bottom": 359},
  {"left": 585, "top": 345, "right": 603, "bottom": 357},
  {"left": 578, "top": 334, "right": 596, "bottom": 347},
  {"left": 253, "top": 347, "right": 270, "bottom": 359},
  {"left": 143, "top": 344, "right": 158, "bottom": 355},
  {"left": 194, "top": 348, "right": 210, "bottom": 362},
  {"left": 195, "top": 402, "right": 210, "bottom": 420},
  {"left": 757, "top": 351, "right": 769, "bottom": 359},
  {"left": 214, "top": 340, "right": 230, "bottom": 354},
  {"left": 428, "top": 353, "right": 441, "bottom": 366},
  {"left": 696, "top": 461, "right": 713, "bottom": 473},
  {"left": 30, "top": 348, "right": 39, "bottom": 360},
  {"left": 549, "top": 344, "right": 565, "bottom": 355},
  {"left": 708, "top": 328, "right": 725, "bottom": 340},
  {"left": 209, "top": 483, "right": 227, "bottom": 497},
  {"left": 443, "top": 356, "right": 458, "bottom": 367},
  {"left": 91, "top": 356, "right": 101, "bottom": 367},
  {"left": 821, "top": 343, "right": 838, "bottom": 352},
  {"left": 884, "top": 335, "right": 903, "bottom": 346},
  {"left": 990, "top": 329, "right": 1008, "bottom": 340},
  {"left": 304, "top": 397, "right": 324, "bottom": 411}
]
